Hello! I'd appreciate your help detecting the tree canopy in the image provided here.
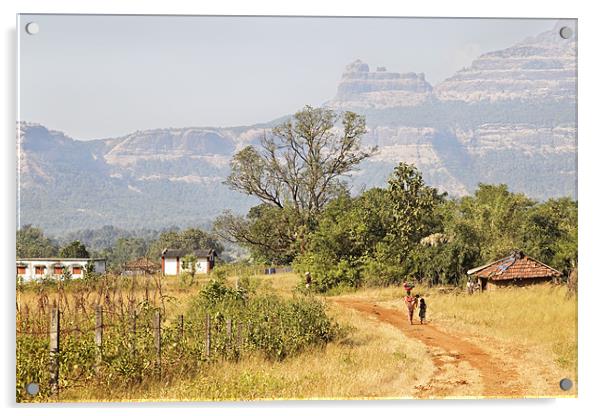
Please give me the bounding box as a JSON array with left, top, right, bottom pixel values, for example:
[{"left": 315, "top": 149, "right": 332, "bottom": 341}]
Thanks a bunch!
[
  {"left": 226, "top": 106, "right": 375, "bottom": 217},
  {"left": 59, "top": 240, "right": 90, "bottom": 258},
  {"left": 218, "top": 106, "right": 375, "bottom": 262},
  {"left": 148, "top": 228, "right": 223, "bottom": 260},
  {"left": 294, "top": 168, "right": 577, "bottom": 292},
  {"left": 16, "top": 225, "right": 58, "bottom": 258}
]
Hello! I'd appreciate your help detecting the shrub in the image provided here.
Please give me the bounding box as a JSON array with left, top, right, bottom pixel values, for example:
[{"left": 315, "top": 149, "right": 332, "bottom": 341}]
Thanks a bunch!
[{"left": 188, "top": 277, "right": 339, "bottom": 360}]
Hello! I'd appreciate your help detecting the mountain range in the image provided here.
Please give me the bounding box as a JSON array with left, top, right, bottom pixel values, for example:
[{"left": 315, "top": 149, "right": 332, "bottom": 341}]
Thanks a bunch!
[{"left": 18, "top": 22, "right": 577, "bottom": 235}]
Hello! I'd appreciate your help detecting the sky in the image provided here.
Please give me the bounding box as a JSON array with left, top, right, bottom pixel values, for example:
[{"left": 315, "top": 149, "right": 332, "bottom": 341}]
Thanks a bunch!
[{"left": 18, "top": 15, "right": 556, "bottom": 140}]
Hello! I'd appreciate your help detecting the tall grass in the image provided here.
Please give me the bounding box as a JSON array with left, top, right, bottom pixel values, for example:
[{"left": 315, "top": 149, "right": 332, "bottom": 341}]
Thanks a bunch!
[
  {"left": 424, "top": 284, "right": 577, "bottom": 371},
  {"left": 58, "top": 302, "right": 432, "bottom": 401},
  {"left": 16, "top": 272, "right": 343, "bottom": 402}
]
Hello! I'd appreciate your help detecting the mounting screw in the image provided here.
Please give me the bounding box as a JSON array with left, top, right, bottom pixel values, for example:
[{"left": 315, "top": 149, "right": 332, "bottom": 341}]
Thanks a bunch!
[
  {"left": 559, "top": 378, "right": 573, "bottom": 391},
  {"left": 559, "top": 26, "right": 573, "bottom": 40},
  {"left": 25, "top": 22, "right": 40, "bottom": 35},
  {"left": 25, "top": 382, "right": 40, "bottom": 396}
]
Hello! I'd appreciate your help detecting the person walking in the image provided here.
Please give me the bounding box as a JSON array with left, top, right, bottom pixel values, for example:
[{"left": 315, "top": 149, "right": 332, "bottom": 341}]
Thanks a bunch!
[
  {"left": 404, "top": 290, "right": 417, "bottom": 325},
  {"left": 418, "top": 296, "right": 427, "bottom": 324},
  {"left": 305, "top": 271, "right": 312, "bottom": 289}
]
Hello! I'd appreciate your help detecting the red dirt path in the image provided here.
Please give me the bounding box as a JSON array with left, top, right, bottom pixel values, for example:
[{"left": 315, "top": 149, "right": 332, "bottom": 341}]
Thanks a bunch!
[{"left": 335, "top": 298, "right": 527, "bottom": 398}]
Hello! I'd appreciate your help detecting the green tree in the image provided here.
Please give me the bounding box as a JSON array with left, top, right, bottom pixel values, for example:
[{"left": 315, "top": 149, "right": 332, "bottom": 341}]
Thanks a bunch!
[
  {"left": 220, "top": 106, "right": 376, "bottom": 258},
  {"left": 295, "top": 187, "right": 405, "bottom": 291},
  {"left": 522, "top": 197, "right": 577, "bottom": 277},
  {"left": 295, "top": 163, "right": 444, "bottom": 291},
  {"left": 111, "top": 237, "right": 148, "bottom": 267},
  {"left": 226, "top": 106, "right": 374, "bottom": 217},
  {"left": 148, "top": 228, "right": 223, "bottom": 260},
  {"left": 457, "top": 184, "right": 535, "bottom": 262},
  {"left": 214, "top": 205, "right": 304, "bottom": 264},
  {"left": 16, "top": 225, "right": 58, "bottom": 258},
  {"left": 386, "top": 163, "right": 444, "bottom": 261},
  {"left": 406, "top": 200, "right": 481, "bottom": 286},
  {"left": 59, "top": 240, "right": 90, "bottom": 258},
  {"left": 180, "top": 254, "right": 198, "bottom": 286}
]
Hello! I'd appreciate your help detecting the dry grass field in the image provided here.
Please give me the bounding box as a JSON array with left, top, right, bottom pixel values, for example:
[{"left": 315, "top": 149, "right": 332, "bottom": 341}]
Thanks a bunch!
[
  {"left": 16, "top": 272, "right": 577, "bottom": 401},
  {"left": 335, "top": 283, "right": 577, "bottom": 397}
]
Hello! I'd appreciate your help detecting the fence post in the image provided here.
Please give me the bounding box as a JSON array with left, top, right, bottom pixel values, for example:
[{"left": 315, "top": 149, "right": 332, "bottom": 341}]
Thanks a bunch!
[
  {"left": 236, "top": 320, "right": 243, "bottom": 360},
  {"left": 178, "top": 314, "right": 184, "bottom": 341},
  {"left": 205, "top": 314, "right": 211, "bottom": 359},
  {"left": 95, "top": 305, "right": 103, "bottom": 371},
  {"left": 154, "top": 310, "right": 162, "bottom": 377},
  {"left": 49, "top": 306, "right": 60, "bottom": 396}
]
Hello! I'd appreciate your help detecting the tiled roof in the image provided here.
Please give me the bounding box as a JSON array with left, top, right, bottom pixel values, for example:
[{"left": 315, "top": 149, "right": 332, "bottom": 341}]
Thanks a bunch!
[
  {"left": 123, "top": 257, "right": 161, "bottom": 271},
  {"left": 473, "top": 252, "right": 562, "bottom": 281},
  {"left": 16, "top": 258, "right": 106, "bottom": 261},
  {"left": 161, "top": 249, "right": 186, "bottom": 258},
  {"left": 161, "top": 248, "right": 216, "bottom": 258}
]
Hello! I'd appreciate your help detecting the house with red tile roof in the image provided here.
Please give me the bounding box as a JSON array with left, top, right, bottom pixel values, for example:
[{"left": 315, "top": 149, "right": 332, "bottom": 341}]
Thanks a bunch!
[{"left": 467, "top": 250, "right": 562, "bottom": 291}]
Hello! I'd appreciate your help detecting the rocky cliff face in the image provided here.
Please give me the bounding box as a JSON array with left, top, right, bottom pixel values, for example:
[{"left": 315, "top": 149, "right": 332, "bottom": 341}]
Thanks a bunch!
[
  {"left": 328, "top": 59, "right": 434, "bottom": 109},
  {"left": 326, "top": 21, "right": 576, "bottom": 201},
  {"left": 435, "top": 21, "right": 576, "bottom": 103},
  {"left": 17, "top": 22, "right": 577, "bottom": 233}
]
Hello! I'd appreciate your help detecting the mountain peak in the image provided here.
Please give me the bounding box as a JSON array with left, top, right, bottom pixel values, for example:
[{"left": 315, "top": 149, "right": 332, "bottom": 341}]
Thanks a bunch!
[
  {"left": 327, "top": 59, "right": 433, "bottom": 110},
  {"left": 435, "top": 22, "right": 576, "bottom": 103},
  {"left": 345, "top": 59, "right": 370, "bottom": 73}
]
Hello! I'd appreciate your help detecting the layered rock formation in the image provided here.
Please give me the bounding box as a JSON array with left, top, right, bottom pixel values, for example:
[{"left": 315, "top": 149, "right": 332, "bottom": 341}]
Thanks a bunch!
[{"left": 328, "top": 59, "right": 434, "bottom": 109}]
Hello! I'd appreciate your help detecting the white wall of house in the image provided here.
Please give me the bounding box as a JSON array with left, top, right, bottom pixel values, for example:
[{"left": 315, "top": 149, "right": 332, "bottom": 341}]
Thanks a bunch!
[
  {"left": 16, "top": 259, "right": 106, "bottom": 281},
  {"left": 163, "top": 257, "right": 211, "bottom": 275},
  {"left": 194, "top": 259, "right": 210, "bottom": 274},
  {"left": 163, "top": 257, "right": 179, "bottom": 275}
]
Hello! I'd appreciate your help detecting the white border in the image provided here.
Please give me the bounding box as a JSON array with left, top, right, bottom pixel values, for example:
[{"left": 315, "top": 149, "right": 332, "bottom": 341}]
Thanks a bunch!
[{"left": 2, "top": 1, "right": 601, "bottom": 415}]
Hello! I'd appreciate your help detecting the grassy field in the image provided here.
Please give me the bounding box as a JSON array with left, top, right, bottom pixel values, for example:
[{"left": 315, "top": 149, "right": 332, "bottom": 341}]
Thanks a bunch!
[
  {"left": 339, "top": 283, "right": 578, "bottom": 387},
  {"left": 16, "top": 272, "right": 577, "bottom": 401}
]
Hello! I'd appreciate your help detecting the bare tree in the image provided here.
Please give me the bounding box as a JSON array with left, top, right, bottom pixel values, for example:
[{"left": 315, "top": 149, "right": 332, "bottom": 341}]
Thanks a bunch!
[{"left": 225, "top": 106, "right": 376, "bottom": 217}]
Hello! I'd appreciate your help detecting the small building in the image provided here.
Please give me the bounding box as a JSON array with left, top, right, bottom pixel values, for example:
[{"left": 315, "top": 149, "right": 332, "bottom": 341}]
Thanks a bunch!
[
  {"left": 161, "top": 249, "right": 216, "bottom": 276},
  {"left": 16, "top": 258, "right": 106, "bottom": 281},
  {"left": 122, "top": 257, "right": 161, "bottom": 276},
  {"left": 467, "top": 251, "right": 562, "bottom": 291}
]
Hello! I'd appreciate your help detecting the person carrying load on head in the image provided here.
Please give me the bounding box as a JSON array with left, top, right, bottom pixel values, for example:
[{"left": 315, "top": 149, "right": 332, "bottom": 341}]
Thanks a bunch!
[{"left": 403, "top": 282, "right": 417, "bottom": 324}]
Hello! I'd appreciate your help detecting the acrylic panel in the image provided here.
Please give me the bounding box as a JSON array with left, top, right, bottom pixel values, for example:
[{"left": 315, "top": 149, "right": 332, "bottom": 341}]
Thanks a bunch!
[{"left": 16, "top": 15, "right": 577, "bottom": 402}]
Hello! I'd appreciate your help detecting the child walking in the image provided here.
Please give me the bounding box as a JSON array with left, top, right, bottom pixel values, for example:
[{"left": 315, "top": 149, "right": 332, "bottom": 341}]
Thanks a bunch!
[{"left": 418, "top": 296, "right": 427, "bottom": 324}]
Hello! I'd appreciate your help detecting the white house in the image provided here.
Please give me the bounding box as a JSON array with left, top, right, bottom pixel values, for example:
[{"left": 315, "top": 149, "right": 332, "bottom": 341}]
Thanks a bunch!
[
  {"left": 16, "top": 258, "right": 107, "bottom": 281},
  {"left": 161, "top": 249, "right": 216, "bottom": 276}
]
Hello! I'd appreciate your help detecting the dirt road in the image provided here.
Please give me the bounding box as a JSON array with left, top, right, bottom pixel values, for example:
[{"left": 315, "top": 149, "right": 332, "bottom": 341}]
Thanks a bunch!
[{"left": 335, "top": 298, "right": 528, "bottom": 398}]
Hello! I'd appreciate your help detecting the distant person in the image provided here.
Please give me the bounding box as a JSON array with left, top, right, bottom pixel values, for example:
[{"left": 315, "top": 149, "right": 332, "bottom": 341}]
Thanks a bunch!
[
  {"left": 305, "top": 271, "right": 312, "bottom": 289},
  {"left": 404, "top": 291, "right": 417, "bottom": 325},
  {"left": 467, "top": 279, "right": 474, "bottom": 295},
  {"left": 418, "top": 297, "right": 427, "bottom": 324}
]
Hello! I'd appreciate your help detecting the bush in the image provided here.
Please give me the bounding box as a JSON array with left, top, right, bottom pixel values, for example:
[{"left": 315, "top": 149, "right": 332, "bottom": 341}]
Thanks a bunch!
[
  {"left": 294, "top": 254, "right": 361, "bottom": 293},
  {"left": 188, "top": 277, "right": 339, "bottom": 360},
  {"left": 16, "top": 274, "right": 340, "bottom": 401}
]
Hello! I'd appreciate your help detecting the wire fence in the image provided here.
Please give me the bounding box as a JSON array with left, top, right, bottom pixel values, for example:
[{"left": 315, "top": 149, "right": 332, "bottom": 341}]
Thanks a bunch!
[{"left": 17, "top": 303, "right": 253, "bottom": 400}]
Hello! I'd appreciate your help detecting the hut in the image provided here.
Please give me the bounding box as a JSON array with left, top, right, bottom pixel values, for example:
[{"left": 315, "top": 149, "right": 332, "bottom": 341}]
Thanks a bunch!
[
  {"left": 122, "top": 257, "right": 161, "bottom": 276},
  {"left": 467, "top": 250, "right": 562, "bottom": 291},
  {"left": 161, "top": 249, "right": 216, "bottom": 276}
]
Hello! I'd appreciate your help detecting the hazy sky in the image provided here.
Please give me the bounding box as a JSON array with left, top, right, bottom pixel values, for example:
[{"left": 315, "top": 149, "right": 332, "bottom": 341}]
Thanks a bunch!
[{"left": 18, "top": 15, "right": 556, "bottom": 140}]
